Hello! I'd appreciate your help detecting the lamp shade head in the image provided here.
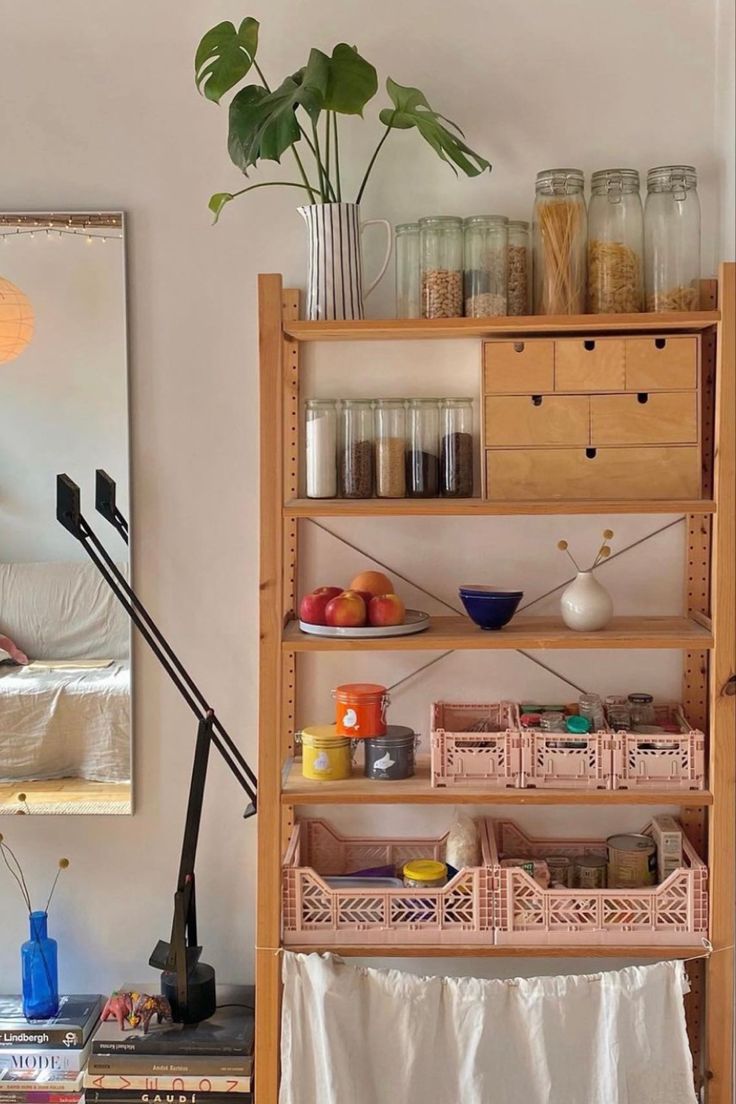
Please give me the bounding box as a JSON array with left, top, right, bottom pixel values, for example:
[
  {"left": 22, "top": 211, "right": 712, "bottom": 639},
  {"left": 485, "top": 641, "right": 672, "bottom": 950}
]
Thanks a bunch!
[{"left": 0, "top": 276, "right": 34, "bottom": 364}]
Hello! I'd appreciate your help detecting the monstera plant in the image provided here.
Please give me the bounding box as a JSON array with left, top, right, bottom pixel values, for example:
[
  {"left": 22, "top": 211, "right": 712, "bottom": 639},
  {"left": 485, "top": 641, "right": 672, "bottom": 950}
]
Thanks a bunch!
[{"left": 195, "top": 18, "right": 491, "bottom": 221}]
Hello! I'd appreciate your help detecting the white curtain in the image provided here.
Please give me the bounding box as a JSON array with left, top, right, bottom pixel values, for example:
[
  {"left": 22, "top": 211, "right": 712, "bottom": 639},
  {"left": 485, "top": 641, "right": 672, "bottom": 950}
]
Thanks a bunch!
[{"left": 280, "top": 952, "right": 697, "bottom": 1104}]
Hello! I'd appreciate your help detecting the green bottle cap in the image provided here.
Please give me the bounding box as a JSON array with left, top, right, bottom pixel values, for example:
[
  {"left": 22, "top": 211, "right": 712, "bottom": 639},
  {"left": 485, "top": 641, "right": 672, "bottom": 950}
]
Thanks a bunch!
[{"left": 566, "top": 715, "right": 591, "bottom": 734}]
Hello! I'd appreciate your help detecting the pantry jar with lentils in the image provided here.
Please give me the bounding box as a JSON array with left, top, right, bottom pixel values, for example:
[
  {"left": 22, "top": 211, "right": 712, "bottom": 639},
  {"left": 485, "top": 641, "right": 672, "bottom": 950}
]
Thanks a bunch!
[
  {"left": 374, "top": 399, "right": 406, "bottom": 498},
  {"left": 339, "top": 399, "right": 374, "bottom": 498},
  {"left": 507, "top": 220, "right": 531, "bottom": 315},
  {"left": 644, "top": 165, "right": 701, "bottom": 311},
  {"left": 587, "top": 169, "right": 644, "bottom": 313},
  {"left": 419, "top": 216, "right": 463, "bottom": 318},
  {"left": 463, "top": 215, "right": 508, "bottom": 317}
]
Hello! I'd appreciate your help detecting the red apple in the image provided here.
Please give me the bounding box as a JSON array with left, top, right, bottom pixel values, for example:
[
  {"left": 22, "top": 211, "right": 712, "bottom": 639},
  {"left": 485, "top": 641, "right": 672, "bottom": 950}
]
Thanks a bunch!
[
  {"left": 325, "top": 590, "right": 367, "bottom": 627},
  {"left": 368, "top": 593, "right": 406, "bottom": 627},
  {"left": 355, "top": 590, "right": 374, "bottom": 608},
  {"left": 299, "top": 586, "right": 342, "bottom": 626}
]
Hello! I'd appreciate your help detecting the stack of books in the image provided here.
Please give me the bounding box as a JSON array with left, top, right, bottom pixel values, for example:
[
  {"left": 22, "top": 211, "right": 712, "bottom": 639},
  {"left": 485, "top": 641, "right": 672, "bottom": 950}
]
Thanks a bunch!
[
  {"left": 0, "top": 995, "right": 104, "bottom": 1104},
  {"left": 84, "top": 986, "right": 253, "bottom": 1104}
]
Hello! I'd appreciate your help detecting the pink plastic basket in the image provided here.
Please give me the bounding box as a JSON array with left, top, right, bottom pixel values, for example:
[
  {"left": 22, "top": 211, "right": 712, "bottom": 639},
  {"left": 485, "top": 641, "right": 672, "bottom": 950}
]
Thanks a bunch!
[
  {"left": 282, "top": 818, "right": 497, "bottom": 946},
  {"left": 611, "top": 705, "right": 706, "bottom": 791},
  {"left": 493, "top": 819, "right": 707, "bottom": 947},
  {"left": 520, "top": 729, "right": 612, "bottom": 790},
  {"left": 431, "top": 701, "right": 519, "bottom": 788}
]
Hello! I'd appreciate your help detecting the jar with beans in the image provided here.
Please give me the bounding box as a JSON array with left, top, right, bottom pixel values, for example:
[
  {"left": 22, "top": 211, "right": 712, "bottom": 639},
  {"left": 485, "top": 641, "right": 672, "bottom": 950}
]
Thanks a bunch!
[
  {"left": 463, "top": 215, "right": 508, "bottom": 317},
  {"left": 419, "top": 216, "right": 463, "bottom": 318},
  {"left": 339, "top": 400, "right": 374, "bottom": 498}
]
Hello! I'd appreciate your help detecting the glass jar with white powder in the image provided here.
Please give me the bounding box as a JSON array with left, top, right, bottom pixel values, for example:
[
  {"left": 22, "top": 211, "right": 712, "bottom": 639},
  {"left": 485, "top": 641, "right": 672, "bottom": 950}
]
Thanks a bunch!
[{"left": 305, "top": 399, "right": 337, "bottom": 498}]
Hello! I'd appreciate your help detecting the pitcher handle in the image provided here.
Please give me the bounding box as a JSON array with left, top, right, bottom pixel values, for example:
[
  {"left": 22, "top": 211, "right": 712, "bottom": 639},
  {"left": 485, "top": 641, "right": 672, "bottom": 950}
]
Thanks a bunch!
[{"left": 360, "top": 219, "right": 393, "bottom": 298}]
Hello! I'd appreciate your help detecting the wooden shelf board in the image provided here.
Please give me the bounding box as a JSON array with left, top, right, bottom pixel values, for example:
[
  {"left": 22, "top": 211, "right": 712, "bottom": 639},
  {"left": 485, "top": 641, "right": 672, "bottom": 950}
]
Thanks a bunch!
[
  {"left": 286, "top": 497, "right": 716, "bottom": 518},
  {"left": 281, "top": 761, "right": 713, "bottom": 806},
  {"left": 282, "top": 615, "right": 714, "bottom": 652},
  {"left": 284, "top": 310, "right": 720, "bottom": 342},
  {"left": 282, "top": 943, "right": 702, "bottom": 959}
]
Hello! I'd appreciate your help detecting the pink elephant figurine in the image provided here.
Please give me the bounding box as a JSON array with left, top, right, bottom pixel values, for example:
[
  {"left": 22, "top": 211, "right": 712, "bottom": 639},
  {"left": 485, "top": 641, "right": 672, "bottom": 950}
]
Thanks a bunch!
[
  {"left": 101, "top": 991, "right": 134, "bottom": 1030},
  {"left": 130, "top": 993, "right": 173, "bottom": 1034}
]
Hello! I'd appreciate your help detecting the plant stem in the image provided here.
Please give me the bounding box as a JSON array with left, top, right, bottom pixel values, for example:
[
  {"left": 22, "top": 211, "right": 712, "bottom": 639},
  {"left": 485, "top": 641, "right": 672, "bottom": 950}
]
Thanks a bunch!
[
  {"left": 45, "top": 870, "right": 62, "bottom": 913},
  {"left": 311, "top": 119, "right": 327, "bottom": 202},
  {"left": 333, "top": 114, "right": 342, "bottom": 201},
  {"left": 253, "top": 62, "right": 272, "bottom": 94},
  {"left": 356, "top": 118, "right": 395, "bottom": 205},
  {"left": 1, "top": 843, "right": 31, "bottom": 911},
  {"left": 324, "top": 111, "right": 331, "bottom": 197}
]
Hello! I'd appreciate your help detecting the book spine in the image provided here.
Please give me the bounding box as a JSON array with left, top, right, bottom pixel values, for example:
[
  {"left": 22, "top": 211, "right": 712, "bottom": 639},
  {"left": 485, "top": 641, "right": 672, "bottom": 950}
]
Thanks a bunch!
[
  {"left": 0, "top": 1093, "right": 81, "bottom": 1103},
  {"left": 0, "top": 1083, "right": 81, "bottom": 1094},
  {"left": 83, "top": 1077, "right": 250, "bottom": 1094},
  {"left": 0, "top": 1033, "right": 84, "bottom": 1050},
  {"left": 84, "top": 1093, "right": 250, "bottom": 1104},
  {"left": 86, "top": 1059, "right": 250, "bottom": 1077},
  {"left": 90, "top": 1045, "right": 246, "bottom": 1058},
  {"left": 0, "top": 1051, "right": 88, "bottom": 1074}
]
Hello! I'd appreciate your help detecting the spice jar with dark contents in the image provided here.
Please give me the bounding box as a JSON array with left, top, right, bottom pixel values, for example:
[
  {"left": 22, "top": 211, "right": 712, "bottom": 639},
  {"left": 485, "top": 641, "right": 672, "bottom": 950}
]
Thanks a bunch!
[
  {"left": 420, "top": 216, "right": 463, "bottom": 319},
  {"left": 374, "top": 399, "right": 406, "bottom": 498},
  {"left": 339, "top": 399, "right": 374, "bottom": 498},
  {"left": 440, "top": 398, "right": 473, "bottom": 497},
  {"left": 406, "top": 398, "right": 440, "bottom": 497}
]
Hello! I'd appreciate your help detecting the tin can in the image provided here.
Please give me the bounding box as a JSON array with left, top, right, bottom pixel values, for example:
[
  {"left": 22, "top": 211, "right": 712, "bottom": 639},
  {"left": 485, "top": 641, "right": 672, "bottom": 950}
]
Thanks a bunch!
[
  {"left": 333, "top": 682, "right": 389, "bottom": 737},
  {"left": 575, "top": 854, "right": 607, "bottom": 889},
  {"left": 363, "top": 726, "right": 418, "bottom": 780},
  {"left": 301, "top": 724, "right": 353, "bottom": 781},
  {"left": 607, "top": 833, "right": 657, "bottom": 888},
  {"left": 546, "top": 855, "right": 573, "bottom": 887}
]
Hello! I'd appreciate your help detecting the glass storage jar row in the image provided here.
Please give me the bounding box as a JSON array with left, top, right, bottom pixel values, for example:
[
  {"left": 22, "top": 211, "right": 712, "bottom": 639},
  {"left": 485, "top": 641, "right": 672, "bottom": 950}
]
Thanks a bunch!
[{"left": 305, "top": 398, "right": 474, "bottom": 499}]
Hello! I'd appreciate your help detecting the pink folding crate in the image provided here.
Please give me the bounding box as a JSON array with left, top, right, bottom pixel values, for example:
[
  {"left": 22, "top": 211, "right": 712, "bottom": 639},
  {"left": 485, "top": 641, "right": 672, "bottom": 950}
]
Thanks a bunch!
[
  {"left": 492, "top": 819, "right": 707, "bottom": 948},
  {"left": 282, "top": 818, "right": 497, "bottom": 947},
  {"left": 611, "top": 704, "right": 706, "bottom": 791},
  {"left": 520, "top": 728, "right": 613, "bottom": 790},
  {"left": 431, "top": 701, "right": 520, "bottom": 788}
]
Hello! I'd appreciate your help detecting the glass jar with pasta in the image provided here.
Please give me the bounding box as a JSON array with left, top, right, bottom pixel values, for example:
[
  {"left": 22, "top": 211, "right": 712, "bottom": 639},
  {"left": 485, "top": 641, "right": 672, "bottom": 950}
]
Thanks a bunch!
[
  {"left": 587, "top": 169, "right": 643, "bottom": 313},
  {"left": 533, "top": 169, "right": 587, "bottom": 315}
]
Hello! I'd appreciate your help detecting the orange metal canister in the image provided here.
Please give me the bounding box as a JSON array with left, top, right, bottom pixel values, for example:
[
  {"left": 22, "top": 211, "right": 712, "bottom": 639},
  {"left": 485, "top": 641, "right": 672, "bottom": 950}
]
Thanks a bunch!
[{"left": 333, "top": 683, "right": 389, "bottom": 738}]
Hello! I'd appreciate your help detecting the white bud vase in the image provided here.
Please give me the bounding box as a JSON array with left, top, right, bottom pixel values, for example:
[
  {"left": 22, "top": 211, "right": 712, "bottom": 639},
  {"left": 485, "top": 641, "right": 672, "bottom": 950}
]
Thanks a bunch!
[{"left": 560, "top": 571, "right": 613, "bottom": 631}]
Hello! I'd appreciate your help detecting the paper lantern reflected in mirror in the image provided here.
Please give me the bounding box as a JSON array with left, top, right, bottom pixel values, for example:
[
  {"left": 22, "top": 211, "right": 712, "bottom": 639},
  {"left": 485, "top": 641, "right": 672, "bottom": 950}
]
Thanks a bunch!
[{"left": 0, "top": 275, "right": 34, "bottom": 363}]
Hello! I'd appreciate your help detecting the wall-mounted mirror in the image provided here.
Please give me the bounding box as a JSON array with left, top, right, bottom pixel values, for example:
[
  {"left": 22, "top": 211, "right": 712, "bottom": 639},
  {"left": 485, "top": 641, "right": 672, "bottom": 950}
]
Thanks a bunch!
[{"left": 0, "top": 212, "right": 131, "bottom": 814}]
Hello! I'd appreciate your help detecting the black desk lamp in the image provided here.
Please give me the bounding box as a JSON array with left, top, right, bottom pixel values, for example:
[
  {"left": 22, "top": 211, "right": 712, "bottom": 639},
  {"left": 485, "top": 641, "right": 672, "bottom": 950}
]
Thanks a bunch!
[{"left": 56, "top": 472, "right": 257, "bottom": 1024}]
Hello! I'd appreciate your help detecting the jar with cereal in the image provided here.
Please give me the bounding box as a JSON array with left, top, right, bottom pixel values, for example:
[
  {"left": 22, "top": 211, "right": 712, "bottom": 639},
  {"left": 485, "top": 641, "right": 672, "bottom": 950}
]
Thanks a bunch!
[
  {"left": 463, "top": 215, "right": 508, "bottom": 317},
  {"left": 419, "top": 216, "right": 463, "bottom": 318},
  {"left": 507, "top": 220, "right": 531, "bottom": 315},
  {"left": 645, "top": 166, "right": 701, "bottom": 311},
  {"left": 587, "top": 169, "right": 643, "bottom": 313},
  {"left": 374, "top": 399, "right": 406, "bottom": 498}
]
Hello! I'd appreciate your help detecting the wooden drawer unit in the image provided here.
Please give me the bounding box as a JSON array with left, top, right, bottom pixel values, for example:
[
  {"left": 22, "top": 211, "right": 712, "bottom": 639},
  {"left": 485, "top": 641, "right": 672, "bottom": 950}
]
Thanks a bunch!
[
  {"left": 554, "top": 338, "right": 625, "bottom": 392},
  {"left": 625, "top": 335, "right": 698, "bottom": 390},
  {"left": 483, "top": 340, "right": 554, "bottom": 393},
  {"left": 485, "top": 446, "right": 702, "bottom": 501},
  {"left": 485, "top": 394, "right": 589, "bottom": 447},
  {"left": 590, "top": 392, "right": 699, "bottom": 446}
]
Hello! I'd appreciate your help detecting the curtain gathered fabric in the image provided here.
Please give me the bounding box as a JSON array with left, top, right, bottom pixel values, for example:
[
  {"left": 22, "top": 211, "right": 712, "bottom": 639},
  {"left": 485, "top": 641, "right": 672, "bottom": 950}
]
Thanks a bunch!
[{"left": 280, "top": 952, "right": 697, "bottom": 1104}]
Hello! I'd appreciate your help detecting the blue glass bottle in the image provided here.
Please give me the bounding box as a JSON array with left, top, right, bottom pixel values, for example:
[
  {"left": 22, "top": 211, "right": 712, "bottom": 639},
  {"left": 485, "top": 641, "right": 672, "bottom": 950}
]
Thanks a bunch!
[{"left": 22, "top": 911, "right": 59, "bottom": 1019}]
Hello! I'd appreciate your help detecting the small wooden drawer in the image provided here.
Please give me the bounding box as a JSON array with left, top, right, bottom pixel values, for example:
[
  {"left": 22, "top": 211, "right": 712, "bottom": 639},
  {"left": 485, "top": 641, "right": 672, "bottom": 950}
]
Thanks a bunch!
[
  {"left": 484, "top": 340, "right": 555, "bottom": 393},
  {"left": 625, "top": 336, "right": 698, "bottom": 390},
  {"left": 555, "top": 338, "right": 625, "bottom": 392},
  {"left": 590, "top": 392, "right": 698, "bottom": 446},
  {"left": 485, "top": 394, "right": 589, "bottom": 447},
  {"left": 485, "top": 445, "right": 701, "bottom": 501}
]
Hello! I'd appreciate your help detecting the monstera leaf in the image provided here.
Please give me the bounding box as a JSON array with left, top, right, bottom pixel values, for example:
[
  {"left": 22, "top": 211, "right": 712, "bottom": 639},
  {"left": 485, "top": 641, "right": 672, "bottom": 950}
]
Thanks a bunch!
[
  {"left": 379, "top": 78, "right": 490, "bottom": 176},
  {"left": 323, "top": 44, "right": 377, "bottom": 114},
  {"left": 228, "top": 49, "right": 329, "bottom": 168},
  {"left": 195, "top": 18, "right": 259, "bottom": 104}
]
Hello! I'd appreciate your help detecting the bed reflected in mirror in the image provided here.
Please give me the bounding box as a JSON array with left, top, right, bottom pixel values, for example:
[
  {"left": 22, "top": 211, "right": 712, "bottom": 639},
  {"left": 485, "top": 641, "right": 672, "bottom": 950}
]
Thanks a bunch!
[{"left": 0, "top": 212, "right": 131, "bottom": 814}]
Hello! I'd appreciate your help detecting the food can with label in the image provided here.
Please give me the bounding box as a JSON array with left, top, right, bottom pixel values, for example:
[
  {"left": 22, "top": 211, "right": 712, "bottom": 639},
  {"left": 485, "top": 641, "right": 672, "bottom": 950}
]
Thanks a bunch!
[
  {"left": 575, "top": 854, "right": 607, "bottom": 889},
  {"left": 607, "top": 833, "right": 657, "bottom": 888},
  {"left": 546, "top": 855, "right": 573, "bottom": 887}
]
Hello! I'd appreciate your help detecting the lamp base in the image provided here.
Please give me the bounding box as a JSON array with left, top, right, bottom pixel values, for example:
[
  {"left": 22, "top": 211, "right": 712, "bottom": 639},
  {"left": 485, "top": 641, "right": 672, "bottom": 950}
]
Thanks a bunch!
[{"left": 162, "top": 962, "right": 216, "bottom": 1024}]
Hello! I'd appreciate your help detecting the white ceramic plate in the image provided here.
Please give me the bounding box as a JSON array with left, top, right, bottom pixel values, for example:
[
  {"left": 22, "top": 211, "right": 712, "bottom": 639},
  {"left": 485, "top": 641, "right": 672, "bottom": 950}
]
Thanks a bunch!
[{"left": 298, "top": 609, "right": 430, "bottom": 638}]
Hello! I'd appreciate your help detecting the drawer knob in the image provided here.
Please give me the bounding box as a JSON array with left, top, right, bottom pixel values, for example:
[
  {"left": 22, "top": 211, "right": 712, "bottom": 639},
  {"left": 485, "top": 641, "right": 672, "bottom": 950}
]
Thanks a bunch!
[
  {"left": 637, "top": 393, "right": 650, "bottom": 404},
  {"left": 531, "top": 395, "right": 543, "bottom": 407},
  {"left": 585, "top": 448, "right": 597, "bottom": 459},
  {"left": 513, "top": 341, "right": 525, "bottom": 353},
  {"left": 584, "top": 340, "right": 596, "bottom": 351},
  {"left": 655, "top": 338, "right": 667, "bottom": 350}
]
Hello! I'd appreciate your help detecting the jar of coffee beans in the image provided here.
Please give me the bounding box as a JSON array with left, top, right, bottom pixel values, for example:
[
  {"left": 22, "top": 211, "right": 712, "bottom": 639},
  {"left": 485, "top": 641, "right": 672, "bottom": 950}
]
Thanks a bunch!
[
  {"left": 419, "top": 216, "right": 463, "bottom": 319},
  {"left": 406, "top": 398, "right": 440, "bottom": 497},
  {"left": 339, "top": 399, "right": 374, "bottom": 498},
  {"left": 463, "top": 215, "right": 508, "bottom": 317},
  {"left": 440, "top": 398, "right": 473, "bottom": 497}
]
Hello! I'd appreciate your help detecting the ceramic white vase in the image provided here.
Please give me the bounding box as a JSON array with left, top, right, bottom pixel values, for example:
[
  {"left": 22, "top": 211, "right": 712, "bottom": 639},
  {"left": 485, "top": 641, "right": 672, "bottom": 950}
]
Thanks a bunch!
[
  {"left": 298, "top": 202, "right": 392, "bottom": 320},
  {"left": 560, "top": 571, "right": 613, "bottom": 631}
]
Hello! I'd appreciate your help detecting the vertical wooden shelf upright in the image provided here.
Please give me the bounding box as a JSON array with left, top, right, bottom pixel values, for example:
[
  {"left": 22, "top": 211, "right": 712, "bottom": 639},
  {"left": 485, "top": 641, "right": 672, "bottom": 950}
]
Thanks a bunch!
[{"left": 257, "top": 265, "right": 735, "bottom": 1104}]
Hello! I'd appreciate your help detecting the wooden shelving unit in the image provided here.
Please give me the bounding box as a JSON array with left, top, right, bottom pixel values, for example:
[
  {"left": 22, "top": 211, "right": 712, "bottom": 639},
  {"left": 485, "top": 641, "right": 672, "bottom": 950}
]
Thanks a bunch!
[{"left": 257, "top": 268, "right": 735, "bottom": 1103}]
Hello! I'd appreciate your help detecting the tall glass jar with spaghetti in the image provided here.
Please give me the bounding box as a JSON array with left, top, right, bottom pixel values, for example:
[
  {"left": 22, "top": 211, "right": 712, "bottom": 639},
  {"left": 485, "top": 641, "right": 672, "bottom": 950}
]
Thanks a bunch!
[
  {"left": 533, "top": 169, "right": 587, "bottom": 315},
  {"left": 587, "top": 169, "right": 643, "bottom": 313}
]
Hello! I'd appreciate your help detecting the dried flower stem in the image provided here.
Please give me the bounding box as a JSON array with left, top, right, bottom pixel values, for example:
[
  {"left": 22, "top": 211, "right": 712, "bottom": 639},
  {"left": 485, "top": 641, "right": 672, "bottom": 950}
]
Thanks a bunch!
[{"left": 0, "top": 842, "right": 32, "bottom": 912}]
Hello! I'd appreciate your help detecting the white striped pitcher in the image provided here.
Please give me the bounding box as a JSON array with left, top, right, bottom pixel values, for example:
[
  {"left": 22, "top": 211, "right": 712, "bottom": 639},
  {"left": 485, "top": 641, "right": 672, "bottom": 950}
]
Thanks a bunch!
[{"left": 298, "top": 203, "right": 392, "bottom": 320}]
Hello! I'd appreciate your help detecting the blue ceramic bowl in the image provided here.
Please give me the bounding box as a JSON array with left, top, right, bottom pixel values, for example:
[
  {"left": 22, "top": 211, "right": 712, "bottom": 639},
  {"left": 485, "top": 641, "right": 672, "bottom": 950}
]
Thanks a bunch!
[{"left": 459, "top": 588, "right": 523, "bottom": 630}]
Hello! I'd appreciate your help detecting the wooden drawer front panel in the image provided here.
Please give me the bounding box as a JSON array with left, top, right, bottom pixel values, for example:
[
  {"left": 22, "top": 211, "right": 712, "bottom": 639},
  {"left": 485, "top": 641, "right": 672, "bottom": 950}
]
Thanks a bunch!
[
  {"left": 555, "top": 339, "right": 625, "bottom": 392},
  {"left": 590, "top": 392, "right": 698, "bottom": 446},
  {"left": 625, "top": 336, "right": 698, "bottom": 391},
  {"left": 485, "top": 446, "right": 701, "bottom": 501},
  {"left": 483, "top": 340, "right": 555, "bottom": 393},
  {"left": 485, "top": 395, "right": 589, "bottom": 447}
]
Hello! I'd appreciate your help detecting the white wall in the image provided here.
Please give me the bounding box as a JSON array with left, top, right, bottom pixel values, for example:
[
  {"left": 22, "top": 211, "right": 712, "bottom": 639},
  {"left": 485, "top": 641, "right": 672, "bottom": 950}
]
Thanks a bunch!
[
  {"left": 0, "top": 0, "right": 732, "bottom": 995},
  {"left": 0, "top": 227, "right": 128, "bottom": 563}
]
